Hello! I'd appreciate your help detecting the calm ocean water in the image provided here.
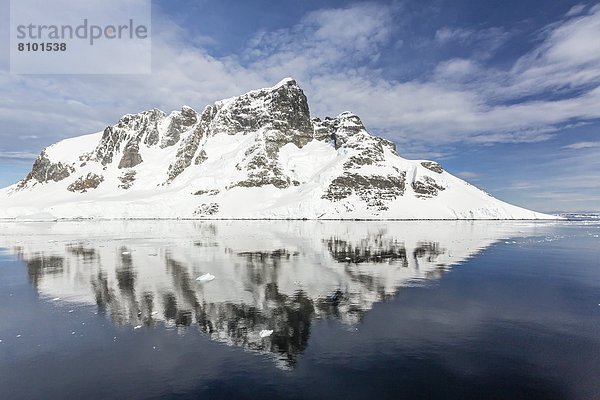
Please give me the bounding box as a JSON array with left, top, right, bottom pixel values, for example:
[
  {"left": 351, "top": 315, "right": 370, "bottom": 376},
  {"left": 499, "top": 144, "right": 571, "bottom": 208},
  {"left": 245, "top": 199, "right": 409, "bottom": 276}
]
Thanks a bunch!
[{"left": 0, "top": 220, "right": 598, "bottom": 399}]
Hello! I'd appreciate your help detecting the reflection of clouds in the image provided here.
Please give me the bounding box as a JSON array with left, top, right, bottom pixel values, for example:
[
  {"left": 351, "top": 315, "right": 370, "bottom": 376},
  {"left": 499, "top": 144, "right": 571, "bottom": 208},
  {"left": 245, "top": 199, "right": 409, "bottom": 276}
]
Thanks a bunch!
[{"left": 0, "top": 220, "right": 537, "bottom": 367}]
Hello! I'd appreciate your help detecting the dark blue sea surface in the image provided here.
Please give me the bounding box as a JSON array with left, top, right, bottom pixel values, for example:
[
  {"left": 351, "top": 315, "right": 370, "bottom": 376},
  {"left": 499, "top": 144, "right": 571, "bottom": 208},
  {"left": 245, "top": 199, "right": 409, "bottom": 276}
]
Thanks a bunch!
[{"left": 0, "top": 220, "right": 598, "bottom": 399}]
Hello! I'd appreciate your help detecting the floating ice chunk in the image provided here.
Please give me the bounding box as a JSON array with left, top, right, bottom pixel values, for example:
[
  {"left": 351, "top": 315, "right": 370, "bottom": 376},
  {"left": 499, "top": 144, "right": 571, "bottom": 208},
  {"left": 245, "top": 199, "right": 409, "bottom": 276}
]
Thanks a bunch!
[
  {"left": 16, "top": 334, "right": 21, "bottom": 338},
  {"left": 196, "top": 273, "right": 215, "bottom": 282},
  {"left": 122, "top": 251, "right": 131, "bottom": 255},
  {"left": 71, "top": 331, "right": 76, "bottom": 335},
  {"left": 68, "top": 309, "right": 74, "bottom": 313},
  {"left": 345, "top": 257, "right": 351, "bottom": 261},
  {"left": 52, "top": 297, "right": 61, "bottom": 301},
  {"left": 134, "top": 325, "right": 142, "bottom": 330},
  {"left": 259, "top": 329, "right": 273, "bottom": 338}
]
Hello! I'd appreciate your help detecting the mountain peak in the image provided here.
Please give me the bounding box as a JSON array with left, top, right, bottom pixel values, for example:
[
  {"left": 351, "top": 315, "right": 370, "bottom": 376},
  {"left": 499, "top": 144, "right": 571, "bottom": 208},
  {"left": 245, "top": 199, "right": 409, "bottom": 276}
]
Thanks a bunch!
[
  {"left": 273, "top": 77, "right": 298, "bottom": 89},
  {"left": 209, "top": 77, "right": 312, "bottom": 143}
]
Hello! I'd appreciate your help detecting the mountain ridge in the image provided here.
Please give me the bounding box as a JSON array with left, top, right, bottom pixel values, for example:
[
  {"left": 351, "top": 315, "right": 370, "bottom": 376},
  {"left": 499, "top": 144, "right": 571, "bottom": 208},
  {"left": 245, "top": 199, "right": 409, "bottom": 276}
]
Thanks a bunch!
[{"left": 0, "top": 78, "right": 556, "bottom": 220}]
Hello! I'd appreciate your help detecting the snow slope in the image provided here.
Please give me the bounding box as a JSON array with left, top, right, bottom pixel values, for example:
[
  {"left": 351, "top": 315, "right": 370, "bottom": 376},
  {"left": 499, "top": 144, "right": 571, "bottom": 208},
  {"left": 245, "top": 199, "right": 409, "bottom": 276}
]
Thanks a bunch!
[{"left": 0, "top": 78, "right": 556, "bottom": 220}]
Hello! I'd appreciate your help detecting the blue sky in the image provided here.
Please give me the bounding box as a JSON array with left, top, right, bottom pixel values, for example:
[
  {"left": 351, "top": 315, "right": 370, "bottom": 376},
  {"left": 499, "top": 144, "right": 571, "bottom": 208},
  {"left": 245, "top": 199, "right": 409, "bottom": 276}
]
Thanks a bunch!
[{"left": 0, "top": 0, "right": 599, "bottom": 211}]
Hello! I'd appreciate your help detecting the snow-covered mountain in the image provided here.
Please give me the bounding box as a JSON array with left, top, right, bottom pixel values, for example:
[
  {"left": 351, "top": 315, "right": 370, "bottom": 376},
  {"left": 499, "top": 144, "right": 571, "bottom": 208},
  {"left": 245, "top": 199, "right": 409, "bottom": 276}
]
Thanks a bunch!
[{"left": 0, "top": 78, "right": 554, "bottom": 220}]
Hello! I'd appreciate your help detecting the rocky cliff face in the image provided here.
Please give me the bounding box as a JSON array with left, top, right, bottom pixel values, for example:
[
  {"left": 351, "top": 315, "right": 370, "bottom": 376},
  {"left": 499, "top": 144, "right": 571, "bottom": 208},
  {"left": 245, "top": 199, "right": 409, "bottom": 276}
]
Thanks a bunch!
[
  {"left": 1, "top": 78, "right": 552, "bottom": 220},
  {"left": 17, "top": 150, "right": 75, "bottom": 188}
]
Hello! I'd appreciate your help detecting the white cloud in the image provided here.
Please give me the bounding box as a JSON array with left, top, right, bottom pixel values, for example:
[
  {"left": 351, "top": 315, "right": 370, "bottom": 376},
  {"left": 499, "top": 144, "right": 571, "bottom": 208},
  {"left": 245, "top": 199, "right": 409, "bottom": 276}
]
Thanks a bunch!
[
  {"left": 434, "top": 58, "right": 481, "bottom": 81},
  {"left": 1, "top": 1, "right": 600, "bottom": 157},
  {"left": 507, "top": 7, "right": 600, "bottom": 96},
  {"left": 562, "top": 141, "right": 600, "bottom": 150},
  {"left": 0, "top": 151, "right": 39, "bottom": 160},
  {"left": 435, "top": 27, "right": 472, "bottom": 43},
  {"left": 565, "top": 4, "right": 587, "bottom": 17},
  {"left": 433, "top": 26, "right": 511, "bottom": 60}
]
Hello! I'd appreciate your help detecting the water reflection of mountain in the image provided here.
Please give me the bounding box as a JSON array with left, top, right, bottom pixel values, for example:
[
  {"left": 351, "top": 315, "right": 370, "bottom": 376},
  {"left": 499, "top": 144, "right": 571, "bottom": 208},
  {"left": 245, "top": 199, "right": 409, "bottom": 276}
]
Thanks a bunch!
[{"left": 0, "top": 221, "right": 535, "bottom": 367}]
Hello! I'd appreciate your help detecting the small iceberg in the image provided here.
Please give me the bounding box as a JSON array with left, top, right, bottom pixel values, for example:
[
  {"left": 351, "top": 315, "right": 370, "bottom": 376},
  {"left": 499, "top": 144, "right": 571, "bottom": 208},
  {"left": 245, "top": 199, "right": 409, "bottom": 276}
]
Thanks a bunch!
[
  {"left": 259, "top": 329, "right": 273, "bottom": 338},
  {"left": 122, "top": 251, "right": 131, "bottom": 255},
  {"left": 196, "top": 273, "right": 215, "bottom": 282}
]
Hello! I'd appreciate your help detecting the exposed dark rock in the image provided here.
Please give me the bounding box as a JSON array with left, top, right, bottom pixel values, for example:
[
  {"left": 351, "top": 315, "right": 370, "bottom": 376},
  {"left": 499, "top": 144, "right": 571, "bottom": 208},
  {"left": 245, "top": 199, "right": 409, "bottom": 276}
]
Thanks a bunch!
[
  {"left": 420, "top": 161, "right": 444, "bottom": 174},
  {"left": 118, "top": 139, "right": 143, "bottom": 169},
  {"left": 194, "top": 203, "right": 219, "bottom": 216},
  {"left": 343, "top": 155, "right": 374, "bottom": 169},
  {"left": 67, "top": 173, "right": 104, "bottom": 193},
  {"left": 375, "top": 137, "right": 399, "bottom": 155},
  {"left": 193, "top": 189, "right": 220, "bottom": 196},
  {"left": 323, "top": 172, "right": 406, "bottom": 210},
  {"left": 141, "top": 109, "right": 165, "bottom": 147},
  {"left": 166, "top": 104, "right": 218, "bottom": 182},
  {"left": 118, "top": 170, "right": 136, "bottom": 190},
  {"left": 312, "top": 117, "right": 331, "bottom": 142},
  {"left": 17, "top": 150, "right": 75, "bottom": 188},
  {"left": 315, "top": 112, "right": 365, "bottom": 148},
  {"left": 210, "top": 79, "right": 313, "bottom": 149},
  {"left": 205, "top": 80, "right": 315, "bottom": 189},
  {"left": 312, "top": 113, "right": 390, "bottom": 173},
  {"left": 233, "top": 170, "right": 290, "bottom": 190},
  {"left": 412, "top": 176, "right": 445, "bottom": 197},
  {"left": 90, "top": 109, "right": 166, "bottom": 167},
  {"left": 94, "top": 126, "right": 121, "bottom": 165},
  {"left": 161, "top": 106, "right": 198, "bottom": 148},
  {"left": 143, "top": 126, "right": 160, "bottom": 147},
  {"left": 233, "top": 139, "right": 291, "bottom": 189},
  {"left": 167, "top": 129, "right": 203, "bottom": 182},
  {"left": 194, "top": 149, "right": 208, "bottom": 165}
]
